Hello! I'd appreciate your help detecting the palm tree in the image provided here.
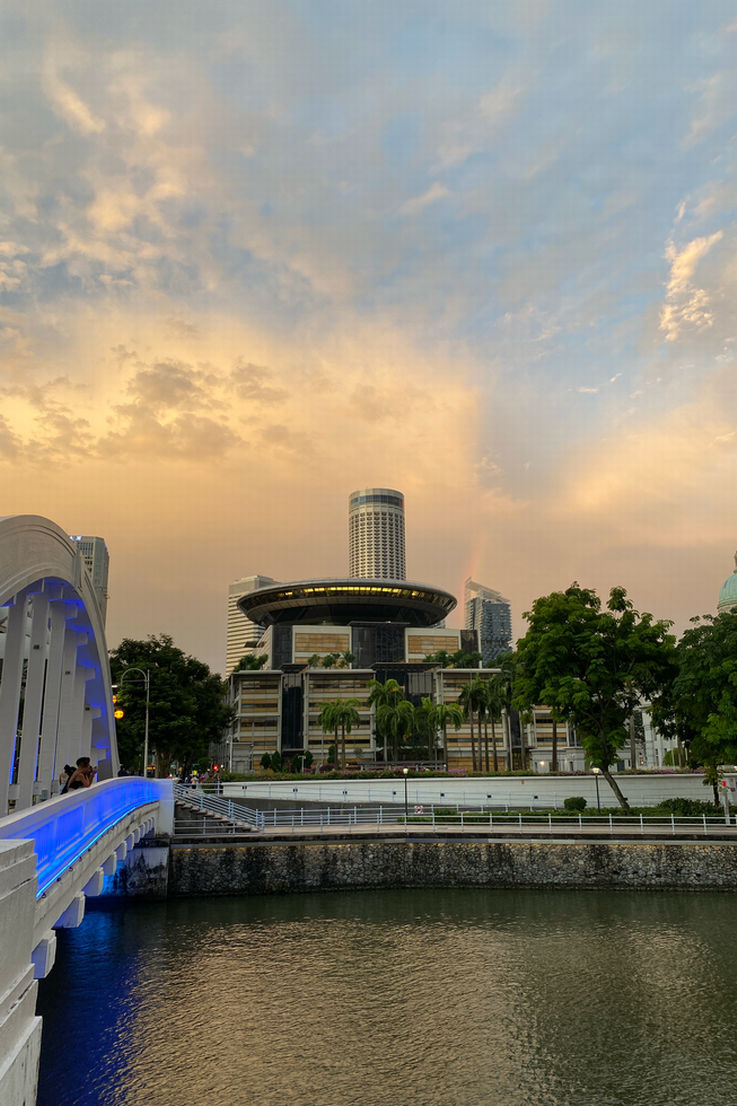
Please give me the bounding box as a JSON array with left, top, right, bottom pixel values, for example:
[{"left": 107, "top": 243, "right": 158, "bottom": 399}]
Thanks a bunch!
[
  {"left": 425, "top": 700, "right": 464, "bottom": 769},
  {"left": 318, "top": 698, "right": 361, "bottom": 770},
  {"left": 458, "top": 677, "right": 487, "bottom": 773},
  {"left": 368, "top": 678, "right": 415, "bottom": 763},
  {"left": 480, "top": 677, "right": 505, "bottom": 772}
]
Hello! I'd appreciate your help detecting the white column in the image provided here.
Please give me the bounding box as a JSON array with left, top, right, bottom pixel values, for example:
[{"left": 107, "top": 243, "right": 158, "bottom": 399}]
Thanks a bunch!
[
  {"left": 37, "top": 599, "right": 76, "bottom": 792},
  {"left": 0, "top": 595, "right": 29, "bottom": 815},
  {"left": 56, "top": 628, "right": 88, "bottom": 770},
  {"left": 15, "top": 592, "right": 50, "bottom": 812}
]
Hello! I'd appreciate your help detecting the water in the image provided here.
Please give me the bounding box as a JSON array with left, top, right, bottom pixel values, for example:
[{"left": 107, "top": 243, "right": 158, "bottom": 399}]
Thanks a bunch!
[{"left": 37, "top": 888, "right": 737, "bottom": 1106}]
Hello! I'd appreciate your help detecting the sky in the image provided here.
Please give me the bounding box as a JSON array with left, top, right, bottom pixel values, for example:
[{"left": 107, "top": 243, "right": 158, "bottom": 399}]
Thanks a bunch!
[{"left": 2, "top": 1, "right": 737, "bottom": 674}]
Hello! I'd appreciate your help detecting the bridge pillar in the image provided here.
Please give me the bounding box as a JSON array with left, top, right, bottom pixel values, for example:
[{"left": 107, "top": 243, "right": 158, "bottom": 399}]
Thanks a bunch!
[
  {"left": 0, "top": 839, "right": 42, "bottom": 1106},
  {"left": 37, "top": 598, "right": 77, "bottom": 794},
  {"left": 15, "top": 591, "right": 51, "bottom": 810},
  {"left": 0, "top": 595, "right": 29, "bottom": 815}
]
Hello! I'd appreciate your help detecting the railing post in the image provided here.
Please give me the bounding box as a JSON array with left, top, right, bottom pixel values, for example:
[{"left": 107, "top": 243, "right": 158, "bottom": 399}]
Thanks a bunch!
[
  {"left": 640, "top": 813, "right": 643, "bottom": 831},
  {"left": 703, "top": 814, "right": 707, "bottom": 836},
  {"left": 671, "top": 814, "right": 675, "bottom": 836},
  {"left": 578, "top": 813, "right": 582, "bottom": 829},
  {"left": 548, "top": 813, "right": 552, "bottom": 831},
  {"left": 608, "top": 813, "right": 612, "bottom": 831}
]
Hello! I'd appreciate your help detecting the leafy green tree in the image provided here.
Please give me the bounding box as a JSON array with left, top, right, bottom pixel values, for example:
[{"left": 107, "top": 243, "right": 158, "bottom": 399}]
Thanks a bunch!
[
  {"left": 654, "top": 612, "right": 737, "bottom": 800},
  {"left": 235, "top": 653, "right": 268, "bottom": 671},
  {"left": 514, "top": 585, "right": 676, "bottom": 809},
  {"left": 110, "top": 634, "right": 232, "bottom": 777},
  {"left": 260, "top": 752, "right": 272, "bottom": 770},
  {"left": 424, "top": 649, "right": 483, "bottom": 668},
  {"left": 368, "top": 679, "right": 414, "bottom": 763},
  {"left": 318, "top": 698, "right": 361, "bottom": 770}
]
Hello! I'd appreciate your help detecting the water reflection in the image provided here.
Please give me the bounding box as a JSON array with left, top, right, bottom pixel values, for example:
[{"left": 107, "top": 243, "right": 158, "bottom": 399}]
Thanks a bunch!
[{"left": 37, "top": 890, "right": 737, "bottom": 1106}]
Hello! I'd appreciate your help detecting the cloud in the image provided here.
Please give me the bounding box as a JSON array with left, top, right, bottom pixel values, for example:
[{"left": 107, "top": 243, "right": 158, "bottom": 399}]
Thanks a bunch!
[
  {"left": 659, "top": 230, "right": 724, "bottom": 342},
  {"left": 400, "top": 183, "right": 451, "bottom": 216}
]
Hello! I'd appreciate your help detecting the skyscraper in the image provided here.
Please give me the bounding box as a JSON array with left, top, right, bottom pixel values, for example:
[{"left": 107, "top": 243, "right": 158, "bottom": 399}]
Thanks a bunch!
[
  {"left": 348, "top": 488, "right": 406, "bottom": 579},
  {"left": 226, "top": 575, "right": 278, "bottom": 674},
  {"left": 464, "top": 578, "right": 512, "bottom": 664},
  {"left": 69, "top": 535, "right": 110, "bottom": 623}
]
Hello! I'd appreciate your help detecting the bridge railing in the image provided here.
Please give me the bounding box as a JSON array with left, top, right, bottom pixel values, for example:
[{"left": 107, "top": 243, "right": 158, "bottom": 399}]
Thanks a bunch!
[{"left": 0, "top": 777, "right": 170, "bottom": 895}]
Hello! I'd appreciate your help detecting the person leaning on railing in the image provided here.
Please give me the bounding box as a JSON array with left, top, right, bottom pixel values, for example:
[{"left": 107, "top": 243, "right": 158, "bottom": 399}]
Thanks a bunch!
[{"left": 61, "top": 756, "right": 97, "bottom": 793}]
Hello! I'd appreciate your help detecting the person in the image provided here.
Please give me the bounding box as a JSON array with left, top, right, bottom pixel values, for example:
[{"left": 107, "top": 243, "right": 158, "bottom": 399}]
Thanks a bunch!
[
  {"left": 117, "top": 765, "right": 129, "bottom": 777},
  {"left": 64, "top": 757, "right": 96, "bottom": 791},
  {"left": 59, "top": 764, "right": 75, "bottom": 792}
]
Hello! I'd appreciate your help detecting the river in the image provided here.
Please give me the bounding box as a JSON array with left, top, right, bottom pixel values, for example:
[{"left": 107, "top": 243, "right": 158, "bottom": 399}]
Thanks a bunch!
[{"left": 36, "top": 888, "right": 737, "bottom": 1106}]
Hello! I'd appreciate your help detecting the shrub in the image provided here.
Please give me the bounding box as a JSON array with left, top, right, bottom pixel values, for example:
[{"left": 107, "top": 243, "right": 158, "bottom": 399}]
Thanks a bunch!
[
  {"left": 563, "top": 796, "right": 587, "bottom": 812},
  {"left": 260, "top": 753, "right": 271, "bottom": 770},
  {"left": 657, "top": 797, "right": 719, "bottom": 817}
]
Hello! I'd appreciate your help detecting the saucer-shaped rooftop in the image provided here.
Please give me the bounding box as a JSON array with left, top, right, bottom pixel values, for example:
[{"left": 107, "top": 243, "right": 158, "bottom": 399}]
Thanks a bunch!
[{"left": 239, "top": 578, "right": 457, "bottom": 628}]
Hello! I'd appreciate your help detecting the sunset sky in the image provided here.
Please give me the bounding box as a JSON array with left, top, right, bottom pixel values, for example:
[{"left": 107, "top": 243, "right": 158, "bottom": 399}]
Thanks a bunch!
[{"left": 2, "top": 1, "right": 736, "bottom": 674}]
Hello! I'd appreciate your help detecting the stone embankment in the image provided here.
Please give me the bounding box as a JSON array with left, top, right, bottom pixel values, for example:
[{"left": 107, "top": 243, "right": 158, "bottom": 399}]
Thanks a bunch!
[{"left": 155, "top": 836, "right": 737, "bottom": 896}]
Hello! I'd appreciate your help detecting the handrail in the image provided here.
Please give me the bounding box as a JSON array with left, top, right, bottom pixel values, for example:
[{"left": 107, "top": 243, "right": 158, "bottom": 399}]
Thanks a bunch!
[
  {"left": 0, "top": 777, "right": 168, "bottom": 895},
  {"left": 170, "top": 789, "right": 737, "bottom": 838},
  {"left": 173, "top": 783, "right": 264, "bottom": 830}
]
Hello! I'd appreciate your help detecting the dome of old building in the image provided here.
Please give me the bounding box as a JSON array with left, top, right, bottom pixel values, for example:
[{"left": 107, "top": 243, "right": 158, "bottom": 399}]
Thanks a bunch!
[{"left": 718, "top": 552, "right": 737, "bottom": 613}]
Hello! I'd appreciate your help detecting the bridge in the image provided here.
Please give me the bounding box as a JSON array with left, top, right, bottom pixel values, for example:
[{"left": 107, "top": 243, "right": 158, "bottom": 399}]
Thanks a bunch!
[{"left": 0, "top": 515, "right": 173, "bottom": 1106}]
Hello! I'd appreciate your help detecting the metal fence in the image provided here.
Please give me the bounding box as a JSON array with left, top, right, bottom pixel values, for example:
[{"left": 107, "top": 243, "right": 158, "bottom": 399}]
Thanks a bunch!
[{"left": 173, "top": 784, "right": 737, "bottom": 837}]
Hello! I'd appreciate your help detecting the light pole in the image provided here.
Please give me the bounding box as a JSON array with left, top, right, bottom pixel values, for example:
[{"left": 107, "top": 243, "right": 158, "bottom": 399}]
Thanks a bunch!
[
  {"left": 115, "top": 668, "right": 150, "bottom": 777},
  {"left": 592, "top": 767, "right": 601, "bottom": 812},
  {"left": 403, "top": 766, "right": 409, "bottom": 830}
]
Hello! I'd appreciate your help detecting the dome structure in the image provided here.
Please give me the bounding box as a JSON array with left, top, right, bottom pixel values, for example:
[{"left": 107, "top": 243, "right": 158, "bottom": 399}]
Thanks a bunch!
[{"left": 718, "top": 552, "right": 737, "bottom": 613}]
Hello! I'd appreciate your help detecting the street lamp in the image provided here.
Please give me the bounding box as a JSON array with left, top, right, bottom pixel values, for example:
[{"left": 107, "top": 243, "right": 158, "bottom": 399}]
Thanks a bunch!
[
  {"left": 592, "top": 767, "right": 601, "bottom": 812},
  {"left": 115, "top": 668, "right": 150, "bottom": 777},
  {"left": 402, "top": 767, "right": 409, "bottom": 829}
]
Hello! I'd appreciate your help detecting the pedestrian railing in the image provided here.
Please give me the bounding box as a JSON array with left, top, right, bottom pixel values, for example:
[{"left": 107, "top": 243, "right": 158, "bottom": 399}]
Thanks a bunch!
[{"left": 173, "top": 785, "right": 736, "bottom": 837}]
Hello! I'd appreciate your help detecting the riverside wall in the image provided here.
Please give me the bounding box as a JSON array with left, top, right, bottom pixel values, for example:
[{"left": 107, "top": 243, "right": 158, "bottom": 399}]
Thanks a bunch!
[{"left": 164, "top": 837, "right": 737, "bottom": 896}]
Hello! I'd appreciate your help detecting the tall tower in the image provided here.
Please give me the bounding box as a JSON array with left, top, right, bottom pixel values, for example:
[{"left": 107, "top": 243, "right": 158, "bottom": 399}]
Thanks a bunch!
[
  {"left": 226, "top": 575, "right": 278, "bottom": 674},
  {"left": 348, "top": 488, "right": 406, "bottom": 579},
  {"left": 464, "top": 578, "right": 512, "bottom": 664},
  {"left": 69, "top": 535, "right": 110, "bottom": 623}
]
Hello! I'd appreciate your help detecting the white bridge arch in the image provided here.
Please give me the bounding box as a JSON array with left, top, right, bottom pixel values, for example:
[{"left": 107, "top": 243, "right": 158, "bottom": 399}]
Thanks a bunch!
[
  {"left": 0, "top": 514, "right": 119, "bottom": 816},
  {"left": 0, "top": 514, "right": 175, "bottom": 1106}
]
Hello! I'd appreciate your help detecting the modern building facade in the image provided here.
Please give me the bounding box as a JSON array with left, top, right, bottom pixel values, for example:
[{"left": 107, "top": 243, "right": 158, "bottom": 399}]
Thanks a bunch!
[
  {"left": 225, "top": 573, "right": 516, "bottom": 772},
  {"left": 464, "top": 578, "right": 512, "bottom": 664},
  {"left": 69, "top": 535, "right": 110, "bottom": 623},
  {"left": 349, "top": 488, "right": 406, "bottom": 579},
  {"left": 226, "top": 575, "right": 278, "bottom": 675}
]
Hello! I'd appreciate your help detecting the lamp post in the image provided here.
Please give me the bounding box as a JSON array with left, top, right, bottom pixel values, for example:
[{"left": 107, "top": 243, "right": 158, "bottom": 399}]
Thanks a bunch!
[
  {"left": 592, "top": 766, "right": 601, "bottom": 812},
  {"left": 115, "top": 668, "right": 150, "bottom": 777},
  {"left": 403, "top": 766, "right": 409, "bottom": 830}
]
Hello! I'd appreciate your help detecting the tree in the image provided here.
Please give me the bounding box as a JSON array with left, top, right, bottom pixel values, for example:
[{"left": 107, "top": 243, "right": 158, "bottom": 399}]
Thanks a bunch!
[
  {"left": 110, "top": 634, "right": 232, "bottom": 777},
  {"left": 318, "top": 698, "right": 361, "bottom": 770},
  {"left": 235, "top": 653, "right": 268, "bottom": 671},
  {"left": 654, "top": 612, "right": 737, "bottom": 800},
  {"left": 479, "top": 677, "right": 505, "bottom": 772},
  {"left": 368, "top": 679, "right": 414, "bottom": 763},
  {"left": 513, "top": 585, "right": 676, "bottom": 809},
  {"left": 458, "top": 677, "right": 487, "bottom": 773},
  {"left": 424, "top": 649, "right": 482, "bottom": 668},
  {"left": 421, "top": 697, "right": 464, "bottom": 768}
]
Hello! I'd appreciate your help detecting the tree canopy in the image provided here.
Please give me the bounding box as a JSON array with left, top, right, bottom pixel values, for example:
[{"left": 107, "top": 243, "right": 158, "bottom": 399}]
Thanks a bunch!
[
  {"left": 110, "top": 634, "right": 232, "bottom": 776},
  {"left": 514, "top": 584, "right": 676, "bottom": 808},
  {"left": 234, "top": 653, "right": 268, "bottom": 670},
  {"left": 424, "top": 649, "right": 482, "bottom": 668},
  {"left": 655, "top": 611, "right": 737, "bottom": 777}
]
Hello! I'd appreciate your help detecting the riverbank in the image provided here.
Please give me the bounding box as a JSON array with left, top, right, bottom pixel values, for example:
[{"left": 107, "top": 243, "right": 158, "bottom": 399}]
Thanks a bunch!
[{"left": 108, "top": 833, "right": 737, "bottom": 898}]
